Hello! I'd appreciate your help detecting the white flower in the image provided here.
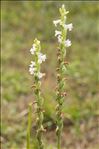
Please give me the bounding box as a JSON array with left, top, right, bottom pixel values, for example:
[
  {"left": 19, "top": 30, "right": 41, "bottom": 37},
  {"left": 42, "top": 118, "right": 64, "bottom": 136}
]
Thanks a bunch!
[
  {"left": 53, "top": 19, "right": 61, "bottom": 26},
  {"left": 57, "top": 35, "right": 62, "bottom": 43},
  {"left": 64, "top": 23, "right": 73, "bottom": 31},
  {"left": 30, "top": 44, "right": 36, "bottom": 55},
  {"left": 38, "top": 72, "right": 45, "bottom": 79},
  {"left": 29, "top": 67, "right": 36, "bottom": 75},
  {"left": 55, "top": 30, "right": 61, "bottom": 37},
  {"left": 65, "top": 39, "right": 71, "bottom": 47},
  {"left": 38, "top": 53, "right": 46, "bottom": 64},
  {"left": 29, "top": 61, "right": 35, "bottom": 67}
]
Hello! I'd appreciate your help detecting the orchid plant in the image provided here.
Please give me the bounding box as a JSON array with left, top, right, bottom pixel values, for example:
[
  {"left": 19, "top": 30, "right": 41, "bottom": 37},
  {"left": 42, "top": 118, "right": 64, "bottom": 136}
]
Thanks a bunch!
[
  {"left": 53, "top": 4, "right": 73, "bottom": 149},
  {"left": 27, "top": 4, "right": 72, "bottom": 149},
  {"left": 28, "top": 38, "right": 46, "bottom": 149}
]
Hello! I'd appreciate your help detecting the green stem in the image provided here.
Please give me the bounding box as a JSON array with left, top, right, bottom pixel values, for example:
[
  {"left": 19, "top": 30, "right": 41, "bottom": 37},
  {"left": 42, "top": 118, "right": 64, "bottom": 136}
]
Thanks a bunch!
[
  {"left": 57, "top": 133, "right": 61, "bottom": 149},
  {"left": 27, "top": 103, "right": 32, "bottom": 149},
  {"left": 36, "top": 81, "right": 44, "bottom": 149},
  {"left": 34, "top": 39, "right": 44, "bottom": 149},
  {"left": 36, "top": 68, "right": 43, "bottom": 148}
]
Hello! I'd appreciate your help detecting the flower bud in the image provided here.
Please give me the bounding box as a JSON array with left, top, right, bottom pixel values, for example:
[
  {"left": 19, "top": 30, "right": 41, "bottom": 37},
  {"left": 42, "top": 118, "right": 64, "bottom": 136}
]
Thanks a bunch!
[
  {"left": 56, "top": 67, "right": 60, "bottom": 71},
  {"left": 61, "top": 92, "right": 67, "bottom": 97},
  {"left": 31, "top": 84, "right": 36, "bottom": 88},
  {"left": 64, "top": 61, "right": 69, "bottom": 65}
]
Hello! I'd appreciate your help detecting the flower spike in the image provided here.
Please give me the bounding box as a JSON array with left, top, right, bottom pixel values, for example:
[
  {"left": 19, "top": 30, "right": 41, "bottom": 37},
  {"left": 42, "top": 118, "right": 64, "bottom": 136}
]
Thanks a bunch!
[
  {"left": 28, "top": 38, "right": 46, "bottom": 149},
  {"left": 53, "top": 4, "right": 73, "bottom": 149}
]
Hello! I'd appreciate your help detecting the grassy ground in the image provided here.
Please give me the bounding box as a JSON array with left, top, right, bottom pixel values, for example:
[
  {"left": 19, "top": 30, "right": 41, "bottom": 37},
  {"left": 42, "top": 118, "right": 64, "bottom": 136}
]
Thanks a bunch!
[{"left": 1, "top": 1, "right": 99, "bottom": 149}]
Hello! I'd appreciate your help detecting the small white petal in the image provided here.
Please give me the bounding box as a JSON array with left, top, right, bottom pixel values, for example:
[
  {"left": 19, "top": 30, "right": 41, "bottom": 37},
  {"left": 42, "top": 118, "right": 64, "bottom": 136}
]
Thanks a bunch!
[
  {"left": 55, "top": 30, "right": 61, "bottom": 37},
  {"left": 41, "top": 54, "right": 46, "bottom": 61},
  {"left": 29, "top": 67, "right": 36, "bottom": 75},
  {"left": 53, "top": 19, "right": 61, "bottom": 26},
  {"left": 38, "top": 72, "right": 45, "bottom": 79},
  {"left": 30, "top": 44, "right": 36, "bottom": 55},
  {"left": 38, "top": 53, "right": 46, "bottom": 64},
  {"left": 65, "top": 39, "right": 71, "bottom": 47},
  {"left": 57, "top": 35, "right": 62, "bottom": 43},
  {"left": 64, "top": 23, "right": 73, "bottom": 31},
  {"left": 29, "top": 61, "right": 35, "bottom": 67}
]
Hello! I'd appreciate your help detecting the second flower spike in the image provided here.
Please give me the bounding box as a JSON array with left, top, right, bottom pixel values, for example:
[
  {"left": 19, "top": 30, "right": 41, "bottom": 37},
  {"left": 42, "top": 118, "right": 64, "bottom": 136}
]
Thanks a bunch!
[{"left": 53, "top": 4, "right": 73, "bottom": 149}]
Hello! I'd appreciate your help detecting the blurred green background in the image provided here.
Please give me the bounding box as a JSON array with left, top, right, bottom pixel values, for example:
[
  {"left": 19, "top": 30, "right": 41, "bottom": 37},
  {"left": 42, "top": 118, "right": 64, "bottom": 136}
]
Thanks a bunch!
[{"left": 1, "top": 1, "right": 99, "bottom": 149}]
